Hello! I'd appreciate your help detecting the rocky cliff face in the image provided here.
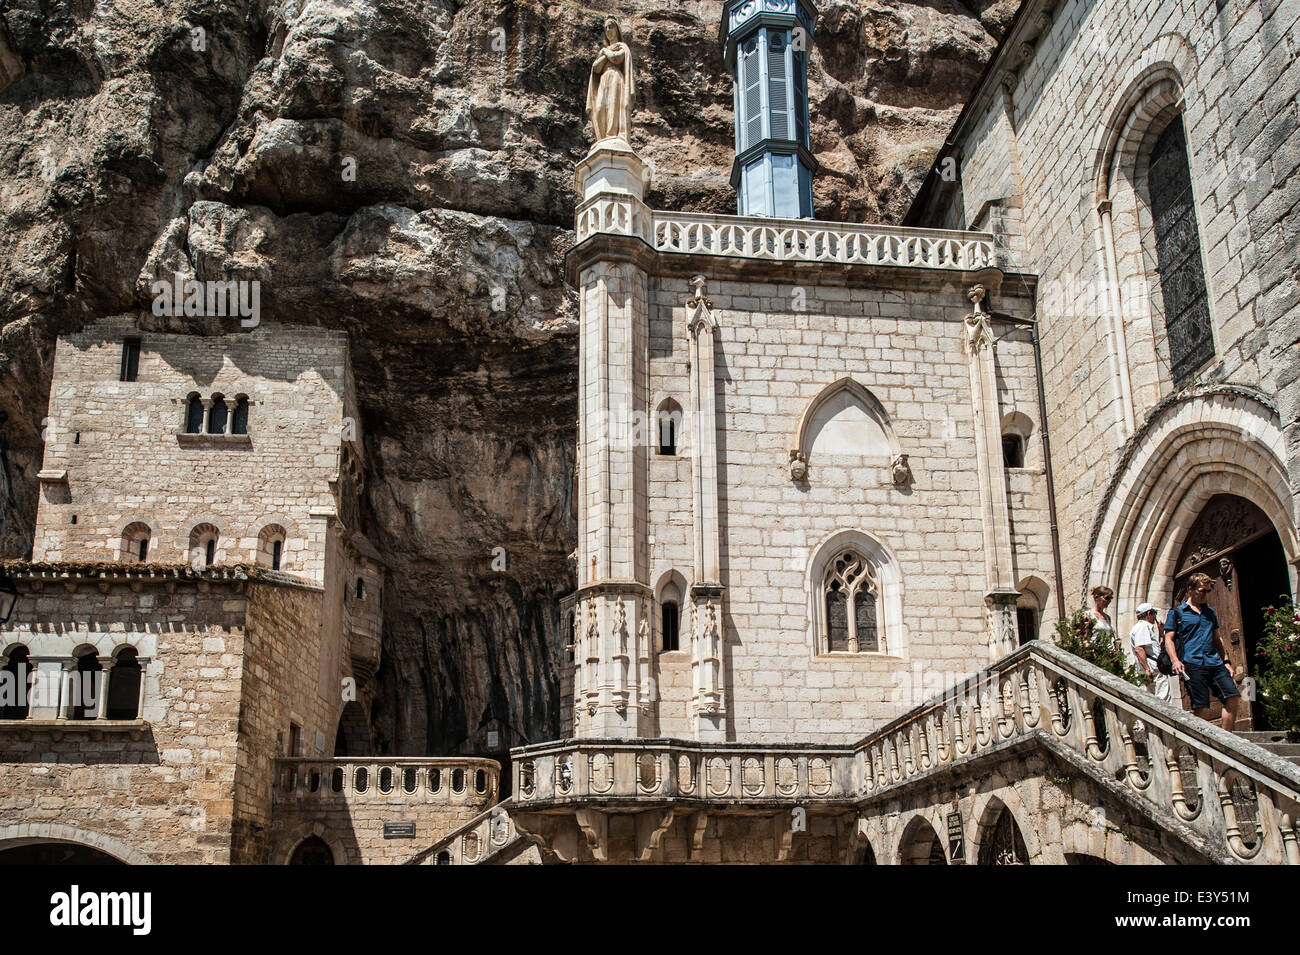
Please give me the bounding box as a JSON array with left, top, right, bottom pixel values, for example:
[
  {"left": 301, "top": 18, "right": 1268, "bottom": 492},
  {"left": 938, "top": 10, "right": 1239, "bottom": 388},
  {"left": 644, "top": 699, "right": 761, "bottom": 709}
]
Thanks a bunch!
[{"left": 0, "top": 0, "right": 1013, "bottom": 754}]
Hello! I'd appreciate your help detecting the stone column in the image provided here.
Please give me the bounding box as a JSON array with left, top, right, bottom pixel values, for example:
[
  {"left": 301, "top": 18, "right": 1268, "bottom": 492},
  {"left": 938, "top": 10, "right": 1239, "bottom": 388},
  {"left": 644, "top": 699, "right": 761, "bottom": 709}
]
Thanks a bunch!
[
  {"left": 686, "top": 277, "right": 726, "bottom": 740},
  {"left": 962, "top": 281, "right": 1020, "bottom": 661},
  {"left": 27, "top": 660, "right": 60, "bottom": 719},
  {"left": 95, "top": 656, "right": 115, "bottom": 719},
  {"left": 572, "top": 142, "right": 652, "bottom": 738},
  {"left": 1095, "top": 200, "right": 1136, "bottom": 434}
]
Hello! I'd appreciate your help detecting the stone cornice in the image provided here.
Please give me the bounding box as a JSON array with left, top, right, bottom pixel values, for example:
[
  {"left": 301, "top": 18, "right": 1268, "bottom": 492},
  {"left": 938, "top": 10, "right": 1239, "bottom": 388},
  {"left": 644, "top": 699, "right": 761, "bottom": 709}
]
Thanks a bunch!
[{"left": 0, "top": 560, "right": 322, "bottom": 594}]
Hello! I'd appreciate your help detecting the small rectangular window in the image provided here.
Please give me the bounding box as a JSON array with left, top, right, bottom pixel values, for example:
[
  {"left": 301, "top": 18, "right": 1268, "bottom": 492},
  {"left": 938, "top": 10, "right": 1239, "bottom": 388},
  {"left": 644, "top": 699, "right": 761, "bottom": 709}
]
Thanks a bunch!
[
  {"left": 120, "top": 339, "right": 140, "bottom": 382},
  {"left": 289, "top": 722, "right": 302, "bottom": 757}
]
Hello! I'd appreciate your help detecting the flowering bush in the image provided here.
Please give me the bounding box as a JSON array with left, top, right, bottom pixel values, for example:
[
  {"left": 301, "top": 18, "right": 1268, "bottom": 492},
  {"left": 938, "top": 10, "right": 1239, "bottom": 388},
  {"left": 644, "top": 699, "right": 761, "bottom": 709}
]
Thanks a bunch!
[
  {"left": 1054, "top": 608, "right": 1145, "bottom": 686},
  {"left": 1258, "top": 604, "right": 1300, "bottom": 736}
]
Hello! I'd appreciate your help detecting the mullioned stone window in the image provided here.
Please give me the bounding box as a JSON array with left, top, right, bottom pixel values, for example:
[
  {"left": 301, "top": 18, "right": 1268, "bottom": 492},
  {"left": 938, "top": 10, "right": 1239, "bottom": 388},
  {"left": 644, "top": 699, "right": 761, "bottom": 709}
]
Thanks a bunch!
[{"left": 0, "top": 643, "right": 144, "bottom": 721}]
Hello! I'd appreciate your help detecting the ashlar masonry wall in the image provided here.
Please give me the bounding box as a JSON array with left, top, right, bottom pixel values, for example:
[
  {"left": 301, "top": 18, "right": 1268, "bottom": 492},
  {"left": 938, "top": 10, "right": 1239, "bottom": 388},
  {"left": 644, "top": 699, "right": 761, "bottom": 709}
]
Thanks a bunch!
[
  {"left": 914, "top": 0, "right": 1300, "bottom": 596},
  {"left": 644, "top": 265, "right": 1055, "bottom": 743},
  {"left": 35, "top": 318, "right": 353, "bottom": 585}
]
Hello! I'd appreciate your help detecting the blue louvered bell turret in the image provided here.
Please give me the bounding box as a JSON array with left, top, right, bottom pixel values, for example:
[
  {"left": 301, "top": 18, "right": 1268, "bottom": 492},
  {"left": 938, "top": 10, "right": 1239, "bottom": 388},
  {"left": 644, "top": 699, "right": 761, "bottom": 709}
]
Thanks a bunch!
[{"left": 720, "top": 0, "right": 817, "bottom": 218}]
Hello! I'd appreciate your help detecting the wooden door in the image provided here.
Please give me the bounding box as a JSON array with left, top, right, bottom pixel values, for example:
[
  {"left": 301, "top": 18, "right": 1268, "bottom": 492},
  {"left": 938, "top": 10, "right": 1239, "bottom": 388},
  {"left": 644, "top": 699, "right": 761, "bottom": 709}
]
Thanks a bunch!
[{"left": 1172, "top": 495, "right": 1281, "bottom": 730}]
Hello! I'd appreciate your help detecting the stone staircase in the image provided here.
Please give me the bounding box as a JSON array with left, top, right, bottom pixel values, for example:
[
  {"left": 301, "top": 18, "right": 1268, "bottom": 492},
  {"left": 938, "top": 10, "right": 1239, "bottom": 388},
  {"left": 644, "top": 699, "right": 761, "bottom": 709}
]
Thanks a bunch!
[
  {"left": 1236, "top": 731, "right": 1300, "bottom": 766},
  {"left": 404, "top": 797, "right": 530, "bottom": 865},
  {"left": 509, "top": 642, "right": 1300, "bottom": 864}
]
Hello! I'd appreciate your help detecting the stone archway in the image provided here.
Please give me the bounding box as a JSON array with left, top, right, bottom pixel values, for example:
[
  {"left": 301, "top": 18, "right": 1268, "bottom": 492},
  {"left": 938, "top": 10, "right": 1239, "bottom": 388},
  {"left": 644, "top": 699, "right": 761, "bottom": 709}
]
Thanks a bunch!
[
  {"left": 1084, "top": 388, "right": 1299, "bottom": 636},
  {"left": 975, "top": 802, "right": 1028, "bottom": 866},
  {"left": 1171, "top": 495, "right": 1292, "bottom": 728},
  {"left": 0, "top": 823, "right": 153, "bottom": 865},
  {"left": 897, "top": 814, "right": 947, "bottom": 865}
]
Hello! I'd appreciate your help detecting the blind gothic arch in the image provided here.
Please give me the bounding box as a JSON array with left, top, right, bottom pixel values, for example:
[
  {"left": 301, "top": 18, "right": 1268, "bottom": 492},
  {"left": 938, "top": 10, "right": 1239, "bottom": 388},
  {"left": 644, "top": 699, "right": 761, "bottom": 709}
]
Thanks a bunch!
[
  {"left": 806, "top": 530, "right": 904, "bottom": 658},
  {"left": 792, "top": 378, "right": 900, "bottom": 475}
]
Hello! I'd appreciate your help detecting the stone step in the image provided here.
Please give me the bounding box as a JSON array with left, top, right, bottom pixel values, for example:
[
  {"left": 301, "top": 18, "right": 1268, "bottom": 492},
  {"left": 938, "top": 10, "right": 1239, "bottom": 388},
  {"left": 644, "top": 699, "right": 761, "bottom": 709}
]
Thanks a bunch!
[
  {"left": 1235, "top": 730, "right": 1292, "bottom": 743},
  {"left": 1233, "top": 730, "right": 1300, "bottom": 765}
]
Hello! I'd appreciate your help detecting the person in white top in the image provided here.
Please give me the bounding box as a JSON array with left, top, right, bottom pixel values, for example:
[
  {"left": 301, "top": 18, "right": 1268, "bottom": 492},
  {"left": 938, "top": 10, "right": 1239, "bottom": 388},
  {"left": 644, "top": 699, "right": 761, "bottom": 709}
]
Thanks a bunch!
[
  {"left": 1129, "top": 602, "right": 1171, "bottom": 703},
  {"left": 1086, "top": 585, "right": 1116, "bottom": 641}
]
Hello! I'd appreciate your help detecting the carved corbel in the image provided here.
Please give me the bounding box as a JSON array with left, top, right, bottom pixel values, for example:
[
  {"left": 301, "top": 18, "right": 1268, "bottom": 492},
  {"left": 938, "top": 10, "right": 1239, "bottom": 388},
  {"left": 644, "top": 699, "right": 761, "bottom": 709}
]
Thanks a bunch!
[
  {"left": 775, "top": 813, "right": 797, "bottom": 862},
  {"left": 687, "top": 811, "right": 709, "bottom": 859},
  {"left": 891, "top": 453, "right": 912, "bottom": 487},
  {"left": 788, "top": 449, "right": 808, "bottom": 482},
  {"left": 574, "top": 808, "right": 609, "bottom": 863},
  {"left": 635, "top": 808, "right": 676, "bottom": 862}
]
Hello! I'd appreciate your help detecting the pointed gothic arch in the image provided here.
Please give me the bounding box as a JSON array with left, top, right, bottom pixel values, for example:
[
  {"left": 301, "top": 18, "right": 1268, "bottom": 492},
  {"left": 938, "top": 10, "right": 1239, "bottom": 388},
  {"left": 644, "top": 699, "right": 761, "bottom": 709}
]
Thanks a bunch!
[
  {"left": 1084, "top": 387, "right": 1299, "bottom": 634},
  {"left": 791, "top": 378, "right": 900, "bottom": 473}
]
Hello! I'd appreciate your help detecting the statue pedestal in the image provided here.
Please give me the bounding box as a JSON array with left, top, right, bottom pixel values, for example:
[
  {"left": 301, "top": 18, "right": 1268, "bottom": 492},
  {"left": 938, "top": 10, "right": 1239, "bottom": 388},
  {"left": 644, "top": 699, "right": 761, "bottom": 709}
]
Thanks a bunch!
[
  {"left": 574, "top": 141, "right": 652, "bottom": 246},
  {"left": 576, "top": 140, "right": 647, "bottom": 203}
]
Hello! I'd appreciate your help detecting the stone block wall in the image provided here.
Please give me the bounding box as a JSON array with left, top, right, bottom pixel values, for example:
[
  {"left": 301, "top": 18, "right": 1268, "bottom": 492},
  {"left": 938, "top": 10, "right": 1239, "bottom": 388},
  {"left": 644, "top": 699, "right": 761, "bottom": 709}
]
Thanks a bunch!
[
  {"left": 0, "top": 575, "right": 251, "bottom": 863},
  {"left": 643, "top": 266, "right": 1056, "bottom": 742},
  {"left": 914, "top": 0, "right": 1300, "bottom": 596},
  {"left": 232, "top": 579, "right": 334, "bottom": 863},
  {"left": 34, "top": 319, "right": 352, "bottom": 586}
]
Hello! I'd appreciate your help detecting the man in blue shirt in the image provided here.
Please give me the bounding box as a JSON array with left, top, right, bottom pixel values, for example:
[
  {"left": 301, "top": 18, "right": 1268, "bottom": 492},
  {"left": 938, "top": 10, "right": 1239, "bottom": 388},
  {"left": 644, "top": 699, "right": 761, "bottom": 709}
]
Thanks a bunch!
[{"left": 1164, "top": 571, "right": 1241, "bottom": 729}]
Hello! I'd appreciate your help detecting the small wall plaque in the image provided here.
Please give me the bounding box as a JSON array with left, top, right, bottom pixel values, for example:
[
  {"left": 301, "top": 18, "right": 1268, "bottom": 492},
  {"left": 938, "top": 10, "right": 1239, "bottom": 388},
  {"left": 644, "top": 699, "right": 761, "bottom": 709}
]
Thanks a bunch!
[
  {"left": 487, "top": 731, "right": 499, "bottom": 748},
  {"left": 947, "top": 812, "right": 964, "bottom": 863},
  {"left": 384, "top": 822, "right": 416, "bottom": 838}
]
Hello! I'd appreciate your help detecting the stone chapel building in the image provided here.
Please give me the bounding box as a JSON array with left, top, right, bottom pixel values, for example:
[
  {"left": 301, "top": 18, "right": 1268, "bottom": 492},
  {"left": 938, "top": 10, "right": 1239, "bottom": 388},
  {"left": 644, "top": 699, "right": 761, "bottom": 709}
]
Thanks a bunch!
[{"left": 0, "top": 0, "right": 1298, "bottom": 865}]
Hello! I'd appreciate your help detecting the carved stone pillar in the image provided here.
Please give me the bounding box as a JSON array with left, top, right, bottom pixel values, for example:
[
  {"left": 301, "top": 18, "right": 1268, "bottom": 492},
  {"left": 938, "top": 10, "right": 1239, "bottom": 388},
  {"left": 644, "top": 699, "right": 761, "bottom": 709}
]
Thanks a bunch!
[
  {"left": 94, "top": 656, "right": 115, "bottom": 719},
  {"left": 572, "top": 143, "right": 651, "bottom": 738},
  {"left": 687, "top": 278, "right": 726, "bottom": 740},
  {"left": 963, "top": 280, "right": 1020, "bottom": 661}
]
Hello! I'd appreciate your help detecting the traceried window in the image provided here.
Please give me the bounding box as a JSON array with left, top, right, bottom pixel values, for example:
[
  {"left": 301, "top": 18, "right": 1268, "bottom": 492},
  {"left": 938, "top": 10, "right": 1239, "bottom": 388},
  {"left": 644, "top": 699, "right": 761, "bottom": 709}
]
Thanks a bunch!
[
  {"left": 1148, "top": 115, "right": 1214, "bottom": 385},
  {"left": 822, "top": 550, "right": 881, "bottom": 653}
]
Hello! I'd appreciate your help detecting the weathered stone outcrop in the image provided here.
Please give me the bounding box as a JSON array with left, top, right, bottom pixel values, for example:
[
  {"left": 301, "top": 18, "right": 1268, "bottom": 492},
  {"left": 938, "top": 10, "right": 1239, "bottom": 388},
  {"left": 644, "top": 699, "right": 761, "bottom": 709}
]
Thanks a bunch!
[{"left": 0, "top": 0, "right": 1007, "bottom": 753}]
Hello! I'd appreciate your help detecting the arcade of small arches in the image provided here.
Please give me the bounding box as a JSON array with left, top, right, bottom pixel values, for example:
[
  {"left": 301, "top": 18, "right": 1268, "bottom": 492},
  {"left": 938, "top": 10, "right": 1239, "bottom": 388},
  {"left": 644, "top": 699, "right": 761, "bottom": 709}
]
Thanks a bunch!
[
  {"left": 116, "top": 518, "right": 291, "bottom": 571},
  {"left": 0, "top": 642, "right": 145, "bottom": 722},
  {"left": 182, "top": 392, "right": 251, "bottom": 437}
]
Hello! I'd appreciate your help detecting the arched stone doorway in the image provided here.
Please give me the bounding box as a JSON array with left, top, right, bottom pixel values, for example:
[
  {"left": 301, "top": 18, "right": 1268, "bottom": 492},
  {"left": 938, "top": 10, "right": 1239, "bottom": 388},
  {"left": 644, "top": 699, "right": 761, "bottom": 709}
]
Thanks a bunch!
[
  {"left": 1084, "top": 389, "right": 1300, "bottom": 689},
  {"left": 334, "top": 700, "right": 373, "bottom": 756},
  {"left": 0, "top": 842, "right": 124, "bottom": 864},
  {"left": 977, "top": 806, "right": 1029, "bottom": 865},
  {"left": 1172, "top": 495, "right": 1291, "bottom": 729},
  {"left": 288, "top": 836, "right": 335, "bottom": 865},
  {"left": 898, "top": 816, "right": 947, "bottom": 865}
]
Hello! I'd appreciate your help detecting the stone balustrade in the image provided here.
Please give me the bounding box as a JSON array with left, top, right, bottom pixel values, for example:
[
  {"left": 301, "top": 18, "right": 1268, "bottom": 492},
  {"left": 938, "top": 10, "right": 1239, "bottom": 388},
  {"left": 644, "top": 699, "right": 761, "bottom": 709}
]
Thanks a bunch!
[
  {"left": 853, "top": 642, "right": 1300, "bottom": 865},
  {"left": 408, "top": 798, "right": 521, "bottom": 865},
  {"left": 273, "top": 757, "right": 499, "bottom": 806},
  {"left": 508, "top": 643, "right": 1300, "bottom": 864},
  {"left": 513, "top": 740, "right": 856, "bottom": 805},
  {"left": 573, "top": 191, "right": 997, "bottom": 272}
]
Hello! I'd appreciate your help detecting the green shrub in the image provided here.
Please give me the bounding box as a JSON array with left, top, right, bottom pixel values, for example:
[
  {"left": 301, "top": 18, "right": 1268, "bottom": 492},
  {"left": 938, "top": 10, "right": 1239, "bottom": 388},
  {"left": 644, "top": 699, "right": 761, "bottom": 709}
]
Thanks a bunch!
[
  {"left": 1053, "top": 608, "right": 1145, "bottom": 686},
  {"left": 1258, "top": 604, "right": 1300, "bottom": 735}
]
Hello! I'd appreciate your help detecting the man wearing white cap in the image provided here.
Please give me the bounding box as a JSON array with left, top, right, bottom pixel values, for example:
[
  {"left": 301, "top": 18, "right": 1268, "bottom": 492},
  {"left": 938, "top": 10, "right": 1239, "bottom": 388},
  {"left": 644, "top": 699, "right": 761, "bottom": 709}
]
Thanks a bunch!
[{"left": 1129, "top": 603, "right": 1171, "bottom": 703}]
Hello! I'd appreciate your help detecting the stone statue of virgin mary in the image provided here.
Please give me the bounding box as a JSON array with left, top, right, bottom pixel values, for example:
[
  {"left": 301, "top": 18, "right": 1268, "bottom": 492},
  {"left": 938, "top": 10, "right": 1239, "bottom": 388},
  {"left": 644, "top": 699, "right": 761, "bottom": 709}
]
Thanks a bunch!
[{"left": 586, "top": 18, "right": 634, "bottom": 145}]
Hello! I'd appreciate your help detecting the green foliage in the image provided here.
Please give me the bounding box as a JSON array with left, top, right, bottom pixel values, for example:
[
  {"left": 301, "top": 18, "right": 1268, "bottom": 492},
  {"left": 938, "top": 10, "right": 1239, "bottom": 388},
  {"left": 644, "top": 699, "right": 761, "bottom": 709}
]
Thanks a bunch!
[
  {"left": 1054, "top": 608, "right": 1145, "bottom": 686},
  {"left": 1258, "top": 603, "right": 1300, "bottom": 734}
]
